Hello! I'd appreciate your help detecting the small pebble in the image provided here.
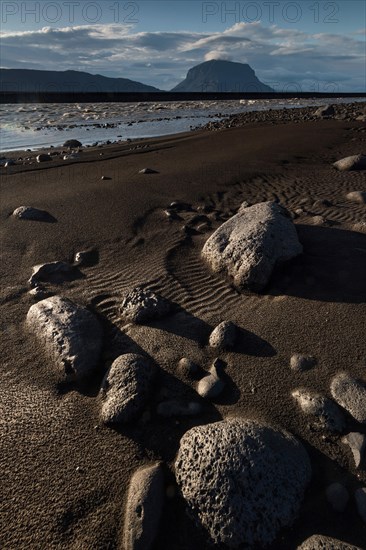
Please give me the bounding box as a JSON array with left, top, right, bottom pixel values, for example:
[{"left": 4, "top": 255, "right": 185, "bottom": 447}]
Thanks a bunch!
[
  {"left": 177, "top": 357, "right": 199, "bottom": 377},
  {"left": 342, "top": 432, "right": 366, "bottom": 468},
  {"left": 197, "top": 364, "right": 225, "bottom": 399},
  {"left": 290, "top": 354, "right": 317, "bottom": 372},
  {"left": 37, "top": 154, "right": 51, "bottom": 163},
  {"left": 209, "top": 321, "right": 237, "bottom": 350},
  {"left": 139, "top": 168, "right": 158, "bottom": 174}
]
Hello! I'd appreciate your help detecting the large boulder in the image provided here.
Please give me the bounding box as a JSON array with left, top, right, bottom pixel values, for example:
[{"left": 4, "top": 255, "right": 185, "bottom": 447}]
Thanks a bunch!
[
  {"left": 100, "top": 353, "right": 155, "bottom": 423},
  {"left": 123, "top": 463, "right": 164, "bottom": 550},
  {"left": 26, "top": 296, "right": 102, "bottom": 379},
  {"left": 175, "top": 418, "right": 311, "bottom": 548},
  {"left": 201, "top": 201, "right": 302, "bottom": 291}
]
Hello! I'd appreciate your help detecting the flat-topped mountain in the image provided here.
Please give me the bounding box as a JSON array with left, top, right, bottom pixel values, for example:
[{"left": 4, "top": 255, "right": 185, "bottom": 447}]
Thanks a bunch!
[
  {"left": 0, "top": 68, "right": 161, "bottom": 93},
  {"left": 171, "top": 60, "right": 273, "bottom": 93}
]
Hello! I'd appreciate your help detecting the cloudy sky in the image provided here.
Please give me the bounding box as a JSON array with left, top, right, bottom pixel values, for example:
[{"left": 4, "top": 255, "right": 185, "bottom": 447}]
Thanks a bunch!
[{"left": 1, "top": 0, "right": 365, "bottom": 91}]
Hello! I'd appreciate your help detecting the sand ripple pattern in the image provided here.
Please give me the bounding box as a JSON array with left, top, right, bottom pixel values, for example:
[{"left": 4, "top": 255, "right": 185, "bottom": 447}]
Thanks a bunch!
[{"left": 82, "top": 171, "right": 365, "bottom": 322}]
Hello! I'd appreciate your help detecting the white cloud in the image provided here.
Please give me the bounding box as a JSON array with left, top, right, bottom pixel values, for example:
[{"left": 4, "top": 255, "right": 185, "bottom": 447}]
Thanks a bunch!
[{"left": 0, "top": 22, "right": 364, "bottom": 91}]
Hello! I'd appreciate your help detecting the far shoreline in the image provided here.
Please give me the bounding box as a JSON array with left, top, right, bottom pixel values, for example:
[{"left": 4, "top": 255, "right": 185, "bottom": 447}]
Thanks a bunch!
[
  {"left": 1, "top": 99, "right": 365, "bottom": 158},
  {"left": 1, "top": 91, "right": 366, "bottom": 105}
]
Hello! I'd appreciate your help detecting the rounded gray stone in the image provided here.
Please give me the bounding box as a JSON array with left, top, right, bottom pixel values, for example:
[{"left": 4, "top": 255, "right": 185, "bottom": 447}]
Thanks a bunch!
[
  {"left": 139, "top": 168, "right": 158, "bottom": 174},
  {"left": 314, "top": 105, "right": 335, "bottom": 118},
  {"left": 209, "top": 321, "right": 237, "bottom": 349},
  {"left": 26, "top": 296, "right": 103, "bottom": 379},
  {"left": 177, "top": 357, "right": 199, "bottom": 377},
  {"left": 330, "top": 372, "right": 366, "bottom": 424},
  {"left": 342, "top": 432, "right": 366, "bottom": 468},
  {"left": 175, "top": 418, "right": 311, "bottom": 548},
  {"left": 120, "top": 287, "right": 171, "bottom": 324},
  {"left": 292, "top": 388, "right": 346, "bottom": 432},
  {"left": 100, "top": 353, "right": 155, "bottom": 424},
  {"left": 290, "top": 354, "right": 317, "bottom": 372},
  {"left": 28, "top": 261, "right": 76, "bottom": 287},
  {"left": 333, "top": 155, "right": 366, "bottom": 171},
  {"left": 36, "top": 153, "right": 52, "bottom": 163},
  {"left": 12, "top": 206, "right": 53, "bottom": 222},
  {"left": 345, "top": 191, "right": 366, "bottom": 204},
  {"left": 201, "top": 201, "right": 303, "bottom": 292},
  {"left": 63, "top": 139, "right": 82, "bottom": 148},
  {"left": 123, "top": 462, "right": 164, "bottom": 550},
  {"left": 197, "top": 364, "right": 225, "bottom": 399},
  {"left": 297, "top": 535, "right": 362, "bottom": 549}
]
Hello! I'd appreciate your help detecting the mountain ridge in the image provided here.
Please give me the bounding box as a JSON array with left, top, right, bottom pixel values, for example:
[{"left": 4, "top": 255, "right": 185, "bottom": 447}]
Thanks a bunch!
[
  {"left": 171, "top": 60, "right": 273, "bottom": 93},
  {"left": 0, "top": 61, "right": 274, "bottom": 93},
  {"left": 0, "top": 68, "right": 161, "bottom": 93}
]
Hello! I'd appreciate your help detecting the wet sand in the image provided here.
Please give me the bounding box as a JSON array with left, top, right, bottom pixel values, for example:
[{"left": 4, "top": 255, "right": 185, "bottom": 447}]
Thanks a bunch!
[{"left": 1, "top": 113, "right": 366, "bottom": 549}]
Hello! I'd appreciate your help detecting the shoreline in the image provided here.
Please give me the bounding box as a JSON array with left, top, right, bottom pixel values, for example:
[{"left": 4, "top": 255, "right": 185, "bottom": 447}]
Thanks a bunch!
[
  {"left": 1, "top": 99, "right": 365, "bottom": 157},
  {"left": 1, "top": 113, "right": 366, "bottom": 549}
]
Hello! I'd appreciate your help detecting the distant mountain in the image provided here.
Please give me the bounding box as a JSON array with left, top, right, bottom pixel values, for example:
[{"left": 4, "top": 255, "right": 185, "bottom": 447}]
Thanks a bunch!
[
  {"left": 171, "top": 60, "right": 273, "bottom": 93},
  {"left": 0, "top": 69, "right": 161, "bottom": 93}
]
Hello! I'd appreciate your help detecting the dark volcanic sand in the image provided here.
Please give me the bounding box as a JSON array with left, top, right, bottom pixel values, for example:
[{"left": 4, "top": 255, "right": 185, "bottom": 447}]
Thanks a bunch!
[{"left": 1, "top": 112, "right": 366, "bottom": 549}]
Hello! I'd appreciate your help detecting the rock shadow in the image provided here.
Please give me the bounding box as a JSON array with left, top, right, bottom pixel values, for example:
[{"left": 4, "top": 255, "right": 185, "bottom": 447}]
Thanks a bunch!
[
  {"left": 268, "top": 225, "right": 366, "bottom": 303},
  {"left": 110, "top": 357, "right": 223, "bottom": 461},
  {"left": 144, "top": 304, "right": 213, "bottom": 346},
  {"left": 60, "top": 315, "right": 222, "bottom": 461},
  {"left": 233, "top": 327, "right": 277, "bottom": 358},
  {"left": 272, "top": 439, "right": 366, "bottom": 550}
]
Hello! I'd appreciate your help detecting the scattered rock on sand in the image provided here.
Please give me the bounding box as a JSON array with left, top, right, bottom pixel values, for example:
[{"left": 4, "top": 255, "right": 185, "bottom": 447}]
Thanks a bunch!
[
  {"left": 197, "top": 362, "right": 225, "bottom": 399},
  {"left": 330, "top": 372, "right": 366, "bottom": 424},
  {"left": 311, "top": 215, "right": 325, "bottom": 225},
  {"left": 63, "top": 153, "right": 80, "bottom": 161},
  {"left": 169, "top": 201, "right": 193, "bottom": 211},
  {"left": 120, "top": 287, "right": 171, "bottom": 324},
  {"left": 201, "top": 201, "right": 302, "bottom": 292},
  {"left": 175, "top": 418, "right": 311, "bottom": 548},
  {"left": 325, "top": 482, "right": 349, "bottom": 512},
  {"left": 209, "top": 320, "right": 237, "bottom": 350},
  {"left": 333, "top": 155, "right": 366, "bottom": 171},
  {"left": 292, "top": 389, "right": 345, "bottom": 432},
  {"left": 290, "top": 354, "right": 317, "bottom": 372},
  {"left": 314, "top": 105, "right": 335, "bottom": 118},
  {"left": 123, "top": 462, "right": 164, "bottom": 550},
  {"left": 342, "top": 432, "right": 366, "bottom": 468},
  {"left": 36, "top": 153, "right": 52, "bottom": 163},
  {"left": 297, "top": 535, "right": 362, "bottom": 549},
  {"left": 345, "top": 191, "right": 366, "bottom": 204},
  {"left": 157, "top": 400, "right": 202, "bottom": 417},
  {"left": 29, "top": 261, "right": 78, "bottom": 287},
  {"left": 28, "top": 285, "right": 52, "bottom": 301},
  {"left": 139, "top": 168, "right": 158, "bottom": 174},
  {"left": 100, "top": 354, "right": 155, "bottom": 423},
  {"left": 74, "top": 249, "right": 98, "bottom": 267},
  {"left": 26, "top": 296, "right": 102, "bottom": 379},
  {"left": 12, "top": 206, "right": 54, "bottom": 222},
  {"left": 355, "top": 488, "right": 366, "bottom": 524},
  {"left": 63, "top": 139, "right": 82, "bottom": 148},
  {"left": 177, "top": 357, "right": 199, "bottom": 377}
]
